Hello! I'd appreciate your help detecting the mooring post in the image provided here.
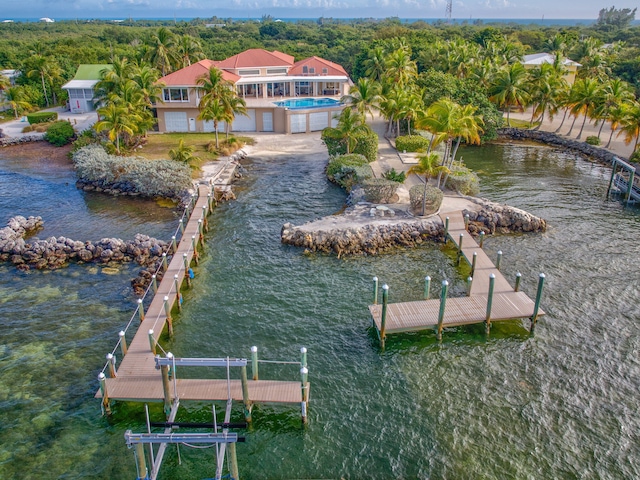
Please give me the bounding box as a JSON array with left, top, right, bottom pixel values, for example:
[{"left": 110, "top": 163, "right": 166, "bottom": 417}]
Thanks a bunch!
[
  {"left": 106, "top": 353, "right": 117, "bottom": 378},
  {"left": 202, "top": 206, "right": 209, "bottom": 232},
  {"left": 151, "top": 274, "right": 158, "bottom": 293},
  {"left": 171, "top": 235, "right": 177, "bottom": 254},
  {"left": 300, "top": 346, "right": 308, "bottom": 369},
  {"left": 300, "top": 366, "right": 309, "bottom": 424},
  {"left": 229, "top": 442, "right": 240, "bottom": 480},
  {"left": 625, "top": 169, "right": 635, "bottom": 205},
  {"left": 148, "top": 329, "right": 156, "bottom": 354},
  {"left": 179, "top": 218, "right": 184, "bottom": 235},
  {"left": 197, "top": 219, "right": 204, "bottom": 243},
  {"left": 98, "top": 372, "right": 111, "bottom": 415},
  {"left": 464, "top": 213, "right": 469, "bottom": 229},
  {"left": 456, "top": 233, "right": 464, "bottom": 265},
  {"left": 137, "top": 298, "right": 145, "bottom": 322},
  {"left": 173, "top": 275, "right": 182, "bottom": 311},
  {"left": 251, "top": 346, "right": 259, "bottom": 380},
  {"left": 240, "top": 365, "right": 252, "bottom": 423},
  {"left": 424, "top": 275, "right": 431, "bottom": 300},
  {"left": 191, "top": 235, "right": 199, "bottom": 265},
  {"left": 207, "top": 193, "right": 214, "bottom": 211},
  {"left": 530, "top": 273, "right": 546, "bottom": 332},
  {"left": 496, "top": 250, "right": 503, "bottom": 271},
  {"left": 515, "top": 272, "right": 522, "bottom": 292},
  {"left": 380, "top": 284, "right": 389, "bottom": 348},
  {"left": 444, "top": 216, "right": 450, "bottom": 243},
  {"left": 182, "top": 253, "right": 191, "bottom": 287},
  {"left": 479, "top": 231, "right": 485, "bottom": 248},
  {"left": 163, "top": 296, "right": 173, "bottom": 336},
  {"left": 466, "top": 276, "right": 473, "bottom": 296},
  {"left": 471, "top": 252, "right": 477, "bottom": 277},
  {"left": 606, "top": 159, "right": 617, "bottom": 198},
  {"left": 119, "top": 330, "right": 128, "bottom": 356},
  {"left": 372, "top": 276, "right": 379, "bottom": 304},
  {"left": 161, "top": 252, "right": 168, "bottom": 272},
  {"left": 134, "top": 441, "right": 147, "bottom": 480},
  {"left": 161, "top": 353, "right": 172, "bottom": 418},
  {"left": 485, "top": 274, "right": 496, "bottom": 334},
  {"left": 436, "top": 280, "right": 449, "bottom": 341}
]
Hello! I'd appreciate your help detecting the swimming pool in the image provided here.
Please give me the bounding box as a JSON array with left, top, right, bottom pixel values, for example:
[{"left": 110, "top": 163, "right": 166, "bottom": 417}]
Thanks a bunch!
[{"left": 273, "top": 98, "right": 342, "bottom": 109}]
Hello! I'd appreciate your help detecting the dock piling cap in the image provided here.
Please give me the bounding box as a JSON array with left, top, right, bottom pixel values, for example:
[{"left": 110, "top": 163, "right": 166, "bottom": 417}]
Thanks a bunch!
[
  {"left": 251, "top": 346, "right": 258, "bottom": 353},
  {"left": 300, "top": 347, "right": 307, "bottom": 353}
]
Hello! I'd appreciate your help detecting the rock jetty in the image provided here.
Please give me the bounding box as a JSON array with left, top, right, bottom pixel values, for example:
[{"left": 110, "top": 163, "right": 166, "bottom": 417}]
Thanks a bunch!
[
  {"left": 281, "top": 197, "right": 546, "bottom": 256},
  {"left": 0, "top": 215, "right": 169, "bottom": 271}
]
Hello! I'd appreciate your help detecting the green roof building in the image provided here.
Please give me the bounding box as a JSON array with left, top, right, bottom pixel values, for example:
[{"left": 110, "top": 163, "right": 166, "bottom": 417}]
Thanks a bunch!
[{"left": 62, "top": 64, "right": 112, "bottom": 113}]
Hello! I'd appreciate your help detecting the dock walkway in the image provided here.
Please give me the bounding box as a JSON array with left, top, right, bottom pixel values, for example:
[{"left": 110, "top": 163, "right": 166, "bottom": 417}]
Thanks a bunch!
[{"left": 369, "top": 211, "right": 544, "bottom": 342}]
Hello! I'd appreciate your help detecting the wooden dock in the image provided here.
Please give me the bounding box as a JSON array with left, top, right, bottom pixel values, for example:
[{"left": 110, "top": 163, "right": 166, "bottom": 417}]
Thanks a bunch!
[
  {"left": 97, "top": 183, "right": 308, "bottom": 413},
  {"left": 370, "top": 211, "right": 545, "bottom": 343}
]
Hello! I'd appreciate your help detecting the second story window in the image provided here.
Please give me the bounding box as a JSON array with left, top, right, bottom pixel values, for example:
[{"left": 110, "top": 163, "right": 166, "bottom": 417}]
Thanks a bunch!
[{"left": 163, "top": 88, "right": 189, "bottom": 102}]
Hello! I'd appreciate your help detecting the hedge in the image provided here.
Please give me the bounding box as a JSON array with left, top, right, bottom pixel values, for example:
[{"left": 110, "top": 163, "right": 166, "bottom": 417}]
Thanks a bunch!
[
  {"left": 362, "top": 178, "right": 399, "bottom": 203},
  {"left": 27, "top": 111, "right": 58, "bottom": 124},
  {"left": 395, "top": 135, "right": 430, "bottom": 153},
  {"left": 321, "top": 130, "right": 378, "bottom": 162},
  {"left": 44, "top": 121, "right": 75, "bottom": 146},
  {"left": 326, "top": 154, "right": 371, "bottom": 191},
  {"left": 72, "top": 144, "right": 192, "bottom": 199},
  {"left": 409, "top": 185, "right": 443, "bottom": 215},
  {"left": 444, "top": 165, "right": 480, "bottom": 196}
]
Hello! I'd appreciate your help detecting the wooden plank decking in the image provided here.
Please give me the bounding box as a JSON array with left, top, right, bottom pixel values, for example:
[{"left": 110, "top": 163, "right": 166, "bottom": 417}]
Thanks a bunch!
[
  {"left": 97, "top": 184, "right": 305, "bottom": 407},
  {"left": 369, "top": 211, "right": 544, "bottom": 337}
]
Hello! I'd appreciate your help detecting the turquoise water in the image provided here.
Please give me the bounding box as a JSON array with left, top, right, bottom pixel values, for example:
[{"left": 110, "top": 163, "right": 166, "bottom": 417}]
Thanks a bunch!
[
  {"left": 0, "top": 142, "right": 639, "bottom": 479},
  {"left": 273, "top": 98, "right": 342, "bottom": 110}
]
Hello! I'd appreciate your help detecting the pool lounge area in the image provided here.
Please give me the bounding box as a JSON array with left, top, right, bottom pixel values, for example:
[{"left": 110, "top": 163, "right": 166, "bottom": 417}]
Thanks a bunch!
[{"left": 273, "top": 98, "right": 342, "bottom": 110}]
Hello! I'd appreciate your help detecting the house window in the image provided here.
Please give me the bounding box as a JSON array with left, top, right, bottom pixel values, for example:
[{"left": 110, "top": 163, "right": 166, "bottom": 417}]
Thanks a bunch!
[
  {"left": 302, "top": 66, "right": 308, "bottom": 74},
  {"left": 322, "top": 68, "right": 328, "bottom": 75},
  {"left": 309, "top": 68, "right": 315, "bottom": 74},
  {"left": 238, "top": 69, "right": 260, "bottom": 76},
  {"left": 267, "top": 68, "right": 287, "bottom": 75},
  {"left": 163, "top": 88, "right": 189, "bottom": 102}
]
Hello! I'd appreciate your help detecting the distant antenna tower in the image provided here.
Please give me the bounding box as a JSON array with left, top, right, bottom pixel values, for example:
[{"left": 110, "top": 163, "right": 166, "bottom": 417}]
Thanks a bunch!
[{"left": 446, "top": 0, "right": 452, "bottom": 23}]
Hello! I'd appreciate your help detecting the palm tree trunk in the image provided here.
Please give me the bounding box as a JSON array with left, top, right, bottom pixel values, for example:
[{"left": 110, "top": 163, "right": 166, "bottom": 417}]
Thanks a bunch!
[
  {"left": 597, "top": 117, "right": 606, "bottom": 139},
  {"left": 450, "top": 137, "right": 462, "bottom": 166},
  {"left": 427, "top": 135, "right": 435, "bottom": 154},
  {"left": 421, "top": 176, "right": 428, "bottom": 216},
  {"left": 506, "top": 106, "right": 511, "bottom": 127},
  {"left": 215, "top": 125, "right": 219, "bottom": 148},
  {"left": 566, "top": 114, "right": 578, "bottom": 136},
  {"left": 577, "top": 114, "right": 589, "bottom": 139},
  {"left": 407, "top": 118, "right": 411, "bottom": 136},
  {"left": 40, "top": 72, "right": 49, "bottom": 107},
  {"left": 605, "top": 128, "right": 616, "bottom": 148},
  {"left": 530, "top": 105, "right": 537, "bottom": 125},
  {"left": 555, "top": 108, "right": 569, "bottom": 133}
]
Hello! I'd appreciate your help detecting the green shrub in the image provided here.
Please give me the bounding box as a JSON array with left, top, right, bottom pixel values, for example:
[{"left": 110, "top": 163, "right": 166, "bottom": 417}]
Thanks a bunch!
[
  {"left": 71, "top": 130, "right": 99, "bottom": 152},
  {"left": 44, "top": 121, "right": 75, "bottom": 146},
  {"left": 409, "top": 185, "right": 443, "bottom": 215},
  {"left": 27, "top": 111, "right": 58, "bottom": 124},
  {"left": 629, "top": 150, "right": 640, "bottom": 163},
  {"left": 326, "top": 154, "right": 370, "bottom": 191},
  {"left": 72, "top": 144, "right": 192, "bottom": 199},
  {"left": 585, "top": 136, "right": 601, "bottom": 146},
  {"left": 444, "top": 165, "right": 480, "bottom": 196},
  {"left": 382, "top": 168, "right": 406, "bottom": 183},
  {"left": 321, "top": 130, "right": 378, "bottom": 162},
  {"left": 395, "top": 135, "right": 430, "bottom": 152},
  {"left": 362, "top": 178, "right": 399, "bottom": 203}
]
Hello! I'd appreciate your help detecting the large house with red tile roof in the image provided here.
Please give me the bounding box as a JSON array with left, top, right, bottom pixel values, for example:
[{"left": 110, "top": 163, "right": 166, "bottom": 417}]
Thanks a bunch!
[{"left": 156, "top": 49, "right": 351, "bottom": 134}]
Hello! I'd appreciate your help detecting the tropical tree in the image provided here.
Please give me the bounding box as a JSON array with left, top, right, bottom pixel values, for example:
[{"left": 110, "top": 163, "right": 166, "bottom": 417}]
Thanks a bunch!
[
  {"left": 323, "top": 108, "right": 372, "bottom": 154},
  {"left": 527, "top": 63, "right": 567, "bottom": 127},
  {"left": 363, "top": 46, "right": 387, "bottom": 82},
  {"left": 489, "top": 62, "right": 529, "bottom": 126},
  {"left": 1, "top": 86, "right": 32, "bottom": 118},
  {"left": 617, "top": 101, "right": 640, "bottom": 153},
  {"left": 26, "top": 55, "right": 56, "bottom": 107},
  {"left": 341, "top": 78, "right": 382, "bottom": 121},
  {"left": 131, "top": 62, "right": 164, "bottom": 106},
  {"left": 94, "top": 103, "right": 138, "bottom": 154},
  {"left": 169, "top": 138, "right": 199, "bottom": 163},
  {"left": 566, "top": 78, "right": 601, "bottom": 139},
  {"left": 383, "top": 47, "right": 417, "bottom": 88},
  {"left": 198, "top": 98, "right": 226, "bottom": 148},
  {"left": 397, "top": 90, "right": 424, "bottom": 136},
  {"left": 220, "top": 92, "right": 247, "bottom": 140},
  {"left": 593, "top": 78, "right": 634, "bottom": 139},
  {"left": 147, "top": 27, "right": 178, "bottom": 76},
  {"left": 176, "top": 34, "right": 204, "bottom": 69},
  {"left": 407, "top": 152, "right": 449, "bottom": 214},
  {"left": 197, "top": 67, "right": 229, "bottom": 106},
  {"left": 606, "top": 104, "right": 626, "bottom": 149}
]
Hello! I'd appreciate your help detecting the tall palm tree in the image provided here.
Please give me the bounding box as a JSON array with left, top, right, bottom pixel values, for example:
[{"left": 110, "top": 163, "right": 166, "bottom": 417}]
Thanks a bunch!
[
  {"left": 567, "top": 78, "right": 601, "bottom": 139},
  {"left": 383, "top": 48, "right": 417, "bottom": 88},
  {"left": 26, "top": 55, "right": 54, "bottom": 107},
  {"left": 197, "top": 67, "right": 229, "bottom": 106},
  {"left": 527, "top": 63, "right": 566, "bottom": 127},
  {"left": 407, "top": 152, "right": 449, "bottom": 215},
  {"left": 363, "top": 46, "right": 387, "bottom": 82},
  {"left": 606, "top": 104, "right": 626, "bottom": 149},
  {"left": 94, "top": 103, "right": 138, "bottom": 154},
  {"left": 617, "top": 101, "right": 640, "bottom": 154},
  {"left": 593, "top": 78, "right": 634, "bottom": 139},
  {"left": 147, "top": 27, "right": 178, "bottom": 76},
  {"left": 131, "top": 62, "right": 163, "bottom": 106},
  {"left": 489, "top": 62, "right": 529, "bottom": 127},
  {"left": 397, "top": 90, "right": 424, "bottom": 136},
  {"left": 199, "top": 98, "right": 226, "bottom": 148},
  {"left": 323, "top": 108, "right": 372, "bottom": 154},
  {"left": 177, "top": 34, "right": 205, "bottom": 69},
  {"left": 341, "top": 78, "right": 382, "bottom": 121},
  {"left": 220, "top": 92, "right": 247, "bottom": 140},
  {"left": 2, "top": 86, "right": 32, "bottom": 118}
]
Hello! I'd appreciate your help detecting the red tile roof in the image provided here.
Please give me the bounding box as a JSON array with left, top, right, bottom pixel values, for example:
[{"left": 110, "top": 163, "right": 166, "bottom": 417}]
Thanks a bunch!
[
  {"left": 215, "top": 49, "right": 294, "bottom": 69},
  {"left": 289, "top": 56, "right": 348, "bottom": 76},
  {"left": 159, "top": 60, "right": 241, "bottom": 86}
]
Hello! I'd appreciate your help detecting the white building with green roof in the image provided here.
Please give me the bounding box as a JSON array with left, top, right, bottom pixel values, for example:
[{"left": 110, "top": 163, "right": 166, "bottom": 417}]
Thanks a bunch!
[{"left": 62, "top": 64, "right": 112, "bottom": 114}]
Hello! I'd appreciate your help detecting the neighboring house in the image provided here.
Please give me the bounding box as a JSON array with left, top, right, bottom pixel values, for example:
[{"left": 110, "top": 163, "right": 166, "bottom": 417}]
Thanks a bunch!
[
  {"left": 522, "top": 53, "right": 581, "bottom": 85},
  {"left": 156, "top": 49, "right": 351, "bottom": 134},
  {"left": 0, "top": 69, "right": 20, "bottom": 112},
  {"left": 62, "top": 64, "right": 113, "bottom": 113}
]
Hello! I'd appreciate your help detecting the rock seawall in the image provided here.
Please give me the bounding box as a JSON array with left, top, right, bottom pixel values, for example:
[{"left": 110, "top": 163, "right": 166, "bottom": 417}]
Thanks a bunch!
[
  {"left": 498, "top": 128, "right": 624, "bottom": 164},
  {"left": 281, "top": 198, "right": 546, "bottom": 256},
  {"left": 0, "top": 215, "right": 169, "bottom": 271},
  {"left": 0, "top": 134, "right": 45, "bottom": 147}
]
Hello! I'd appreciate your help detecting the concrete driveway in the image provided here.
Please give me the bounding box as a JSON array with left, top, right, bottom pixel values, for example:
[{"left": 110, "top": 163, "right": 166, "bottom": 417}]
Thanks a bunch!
[{"left": 0, "top": 106, "right": 97, "bottom": 138}]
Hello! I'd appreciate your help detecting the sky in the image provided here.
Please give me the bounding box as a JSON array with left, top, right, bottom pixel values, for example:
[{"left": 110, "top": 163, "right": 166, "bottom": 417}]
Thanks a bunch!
[{"left": 7, "top": 0, "right": 640, "bottom": 21}]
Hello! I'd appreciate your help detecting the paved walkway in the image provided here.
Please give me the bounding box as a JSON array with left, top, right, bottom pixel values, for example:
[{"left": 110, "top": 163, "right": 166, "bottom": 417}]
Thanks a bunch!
[{"left": 0, "top": 106, "right": 97, "bottom": 138}]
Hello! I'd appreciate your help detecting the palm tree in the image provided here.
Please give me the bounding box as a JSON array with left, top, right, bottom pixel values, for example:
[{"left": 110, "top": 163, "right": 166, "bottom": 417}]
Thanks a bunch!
[
  {"left": 606, "top": 104, "right": 626, "bottom": 149},
  {"left": 94, "top": 103, "right": 138, "bottom": 154},
  {"left": 26, "top": 55, "right": 54, "bottom": 107},
  {"left": 383, "top": 48, "right": 417, "bottom": 88},
  {"left": 147, "top": 27, "right": 178, "bottom": 76},
  {"left": 131, "top": 62, "right": 163, "bottom": 106},
  {"left": 169, "top": 138, "right": 199, "bottom": 163},
  {"left": 220, "top": 92, "right": 247, "bottom": 140},
  {"left": 341, "top": 78, "right": 382, "bottom": 121},
  {"left": 198, "top": 98, "right": 226, "bottom": 148},
  {"left": 489, "top": 63, "right": 529, "bottom": 127},
  {"left": 593, "top": 79, "right": 634, "bottom": 140},
  {"left": 176, "top": 35, "right": 204, "bottom": 69},
  {"left": 323, "top": 108, "right": 372, "bottom": 154},
  {"left": 397, "top": 90, "right": 424, "bottom": 136},
  {"left": 0, "top": 73, "right": 9, "bottom": 91},
  {"left": 566, "top": 78, "right": 601, "bottom": 139},
  {"left": 407, "top": 152, "right": 449, "bottom": 215},
  {"left": 197, "top": 67, "right": 229, "bottom": 106},
  {"left": 363, "top": 46, "right": 387, "bottom": 82},
  {"left": 527, "top": 63, "right": 566, "bottom": 127},
  {"left": 2, "top": 86, "right": 32, "bottom": 118},
  {"left": 617, "top": 101, "right": 640, "bottom": 154}
]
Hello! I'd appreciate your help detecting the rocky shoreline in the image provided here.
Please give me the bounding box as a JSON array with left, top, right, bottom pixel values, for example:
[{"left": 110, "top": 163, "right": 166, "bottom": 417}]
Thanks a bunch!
[
  {"left": 0, "top": 215, "right": 170, "bottom": 272},
  {"left": 281, "top": 197, "right": 546, "bottom": 256}
]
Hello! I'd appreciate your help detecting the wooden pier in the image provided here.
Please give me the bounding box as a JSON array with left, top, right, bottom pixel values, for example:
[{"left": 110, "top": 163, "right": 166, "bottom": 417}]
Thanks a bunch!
[{"left": 370, "top": 211, "right": 545, "bottom": 345}]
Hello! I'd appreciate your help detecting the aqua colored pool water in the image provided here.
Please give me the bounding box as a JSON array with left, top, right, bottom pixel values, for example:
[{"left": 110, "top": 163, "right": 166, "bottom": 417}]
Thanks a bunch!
[{"left": 273, "top": 98, "right": 341, "bottom": 109}]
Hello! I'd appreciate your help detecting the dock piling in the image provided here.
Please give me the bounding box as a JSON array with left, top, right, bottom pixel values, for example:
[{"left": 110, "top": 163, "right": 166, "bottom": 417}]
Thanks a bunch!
[
  {"left": 134, "top": 441, "right": 147, "bottom": 479},
  {"left": 202, "top": 206, "right": 209, "bottom": 232},
  {"left": 178, "top": 218, "right": 184, "bottom": 234},
  {"left": 372, "top": 276, "right": 379, "bottom": 305},
  {"left": 151, "top": 274, "right": 158, "bottom": 293},
  {"left": 479, "top": 231, "right": 485, "bottom": 248},
  {"left": 471, "top": 252, "right": 477, "bottom": 277},
  {"left": 171, "top": 236, "right": 177, "bottom": 253},
  {"left": 485, "top": 274, "right": 496, "bottom": 334},
  {"left": 98, "top": 372, "right": 111, "bottom": 415},
  {"left": 456, "top": 233, "right": 464, "bottom": 265},
  {"left": 626, "top": 169, "right": 635, "bottom": 205},
  {"left": 424, "top": 275, "right": 431, "bottom": 300},
  {"left": 380, "top": 284, "right": 389, "bottom": 348},
  {"left": 530, "top": 273, "right": 546, "bottom": 332},
  {"left": 183, "top": 253, "right": 191, "bottom": 287},
  {"left": 436, "top": 280, "right": 449, "bottom": 341},
  {"left": 119, "top": 330, "right": 128, "bottom": 356},
  {"left": 173, "top": 275, "right": 182, "bottom": 311},
  {"left": 229, "top": 443, "right": 240, "bottom": 480},
  {"left": 300, "top": 366, "right": 309, "bottom": 424},
  {"left": 515, "top": 272, "right": 522, "bottom": 292},
  {"left": 107, "top": 353, "right": 117, "bottom": 378},
  {"left": 466, "top": 276, "right": 473, "bottom": 296},
  {"left": 300, "top": 347, "right": 308, "bottom": 369},
  {"left": 161, "top": 252, "right": 168, "bottom": 272},
  {"left": 191, "top": 235, "right": 199, "bottom": 264},
  {"left": 251, "top": 346, "right": 259, "bottom": 380},
  {"left": 240, "top": 366, "right": 252, "bottom": 423},
  {"left": 148, "top": 329, "right": 156, "bottom": 355},
  {"left": 496, "top": 251, "right": 502, "bottom": 271},
  {"left": 444, "top": 216, "right": 449, "bottom": 242},
  {"left": 163, "top": 296, "right": 173, "bottom": 336},
  {"left": 464, "top": 214, "right": 469, "bottom": 229},
  {"left": 161, "top": 354, "right": 172, "bottom": 417},
  {"left": 137, "top": 298, "right": 145, "bottom": 322}
]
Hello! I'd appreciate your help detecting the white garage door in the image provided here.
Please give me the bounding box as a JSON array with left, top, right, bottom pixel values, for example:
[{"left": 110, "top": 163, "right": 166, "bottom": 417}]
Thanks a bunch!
[
  {"left": 290, "top": 114, "right": 307, "bottom": 134},
  {"left": 262, "top": 112, "right": 273, "bottom": 132},
  {"left": 164, "top": 112, "right": 188, "bottom": 132},
  {"left": 309, "top": 112, "right": 329, "bottom": 132},
  {"left": 232, "top": 109, "right": 256, "bottom": 132}
]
